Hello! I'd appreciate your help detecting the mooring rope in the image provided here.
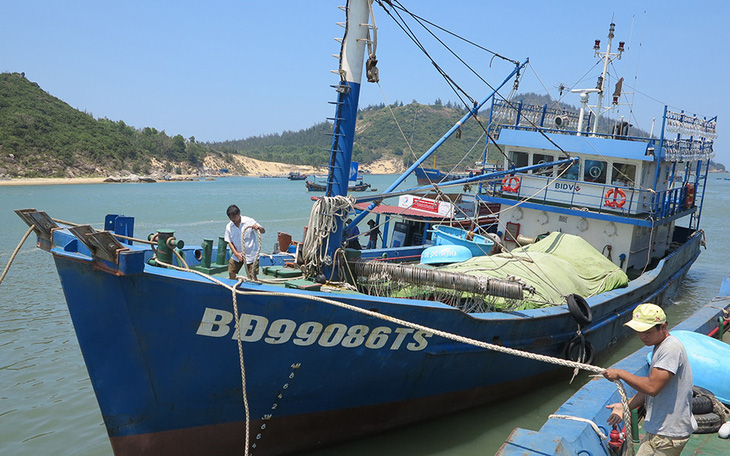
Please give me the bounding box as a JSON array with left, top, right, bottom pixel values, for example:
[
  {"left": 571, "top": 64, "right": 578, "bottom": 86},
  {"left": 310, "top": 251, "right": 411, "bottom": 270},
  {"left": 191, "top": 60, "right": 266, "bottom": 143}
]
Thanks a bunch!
[
  {"left": 0, "top": 226, "right": 34, "bottom": 286},
  {"left": 4, "top": 221, "right": 633, "bottom": 454},
  {"left": 548, "top": 414, "right": 608, "bottom": 440},
  {"left": 239, "top": 225, "right": 263, "bottom": 281},
  {"left": 230, "top": 278, "right": 251, "bottom": 456},
  {"left": 151, "top": 255, "right": 633, "bottom": 454}
]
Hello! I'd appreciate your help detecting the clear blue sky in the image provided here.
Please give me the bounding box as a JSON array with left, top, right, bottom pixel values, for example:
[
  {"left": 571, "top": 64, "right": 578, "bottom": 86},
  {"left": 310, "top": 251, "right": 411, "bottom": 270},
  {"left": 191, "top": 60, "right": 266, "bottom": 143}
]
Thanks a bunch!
[{"left": 2, "top": 1, "right": 728, "bottom": 165}]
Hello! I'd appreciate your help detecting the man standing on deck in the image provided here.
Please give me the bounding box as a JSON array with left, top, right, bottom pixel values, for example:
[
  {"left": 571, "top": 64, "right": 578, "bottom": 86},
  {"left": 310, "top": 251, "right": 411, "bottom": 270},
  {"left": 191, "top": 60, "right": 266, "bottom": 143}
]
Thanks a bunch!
[
  {"left": 602, "top": 303, "right": 697, "bottom": 456},
  {"left": 225, "top": 204, "right": 265, "bottom": 280}
]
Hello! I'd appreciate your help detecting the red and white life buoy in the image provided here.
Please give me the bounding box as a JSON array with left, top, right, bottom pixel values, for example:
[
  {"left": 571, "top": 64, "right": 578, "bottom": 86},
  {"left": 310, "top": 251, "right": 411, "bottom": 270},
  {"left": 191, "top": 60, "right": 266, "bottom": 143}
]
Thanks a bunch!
[
  {"left": 501, "top": 176, "right": 521, "bottom": 193},
  {"left": 604, "top": 188, "right": 627, "bottom": 209},
  {"left": 685, "top": 183, "right": 695, "bottom": 209}
]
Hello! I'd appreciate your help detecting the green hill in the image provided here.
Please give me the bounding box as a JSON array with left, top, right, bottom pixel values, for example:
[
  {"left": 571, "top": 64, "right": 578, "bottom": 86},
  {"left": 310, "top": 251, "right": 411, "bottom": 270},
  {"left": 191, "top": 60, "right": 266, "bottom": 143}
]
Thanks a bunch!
[
  {"left": 0, "top": 72, "right": 213, "bottom": 178},
  {"left": 1, "top": 72, "right": 724, "bottom": 178}
]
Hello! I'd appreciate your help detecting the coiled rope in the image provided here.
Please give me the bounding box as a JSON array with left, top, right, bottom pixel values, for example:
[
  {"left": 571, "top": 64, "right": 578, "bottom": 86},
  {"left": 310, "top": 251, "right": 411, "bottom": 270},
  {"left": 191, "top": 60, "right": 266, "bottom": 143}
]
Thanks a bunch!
[{"left": 301, "top": 195, "right": 354, "bottom": 269}]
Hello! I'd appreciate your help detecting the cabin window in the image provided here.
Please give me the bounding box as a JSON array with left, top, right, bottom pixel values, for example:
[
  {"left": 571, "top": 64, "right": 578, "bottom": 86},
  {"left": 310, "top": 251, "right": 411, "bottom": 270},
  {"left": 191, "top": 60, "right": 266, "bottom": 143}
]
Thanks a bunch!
[
  {"left": 558, "top": 161, "right": 580, "bottom": 181},
  {"left": 509, "top": 151, "right": 529, "bottom": 169},
  {"left": 532, "top": 153, "right": 555, "bottom": 176},
  {"left": 583, "top": 159, "right": 607, "bottom": 183},
  {"left": 612, "top": 162, "right": 636, "bottom": 187}
]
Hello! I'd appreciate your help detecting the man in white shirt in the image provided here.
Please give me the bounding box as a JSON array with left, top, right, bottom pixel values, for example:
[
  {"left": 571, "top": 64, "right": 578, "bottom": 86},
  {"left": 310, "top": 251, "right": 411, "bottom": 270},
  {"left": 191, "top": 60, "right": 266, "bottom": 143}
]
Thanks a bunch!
[
  {"left": 603, "top": 303, "right": 696, "bottom": 456},
  {"left": 224, "top": 205, "right": 265, "bottom": 280}
]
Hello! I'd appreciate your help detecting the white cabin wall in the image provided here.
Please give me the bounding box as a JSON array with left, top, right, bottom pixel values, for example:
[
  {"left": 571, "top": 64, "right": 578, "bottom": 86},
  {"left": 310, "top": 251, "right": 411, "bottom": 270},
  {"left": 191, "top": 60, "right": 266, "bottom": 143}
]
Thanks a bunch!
[{"left": 499, "top": 207, "right": 634, "bottom": 270}]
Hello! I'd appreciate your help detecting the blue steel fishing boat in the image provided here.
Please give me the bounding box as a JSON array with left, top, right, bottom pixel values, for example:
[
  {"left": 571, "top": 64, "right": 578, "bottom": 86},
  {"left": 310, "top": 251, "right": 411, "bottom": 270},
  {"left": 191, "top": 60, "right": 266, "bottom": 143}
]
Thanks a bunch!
[{"left": 14, "top": 2, "right": 716, "bottom": 455}]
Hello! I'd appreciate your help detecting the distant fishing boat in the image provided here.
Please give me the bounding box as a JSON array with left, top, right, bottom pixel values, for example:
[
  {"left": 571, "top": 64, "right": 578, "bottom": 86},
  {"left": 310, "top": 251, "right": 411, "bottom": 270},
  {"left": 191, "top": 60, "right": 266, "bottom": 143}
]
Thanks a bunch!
[
  {"left": 305, "top": 178, "right": 371, "bottom": 192},
  {"left": 14, "top": 3, "right": 716, "bottom": 455},
  {"left": 287, "top": 171, "right": 307, "bottom": 180}
]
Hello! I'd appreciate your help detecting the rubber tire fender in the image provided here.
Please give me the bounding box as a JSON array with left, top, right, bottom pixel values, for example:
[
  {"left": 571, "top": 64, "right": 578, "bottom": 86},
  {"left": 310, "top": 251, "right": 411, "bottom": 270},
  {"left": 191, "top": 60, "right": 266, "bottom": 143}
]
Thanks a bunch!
[
  {"left": 693, "top": 412, "right": 723, "bottom": 434},
  {"left": 567, "top": 294, "right": 592, "bottom": 326},
  {"left": 692, "top": 394, "right": 713, "bottom": 415},
  {"left": 692, "top": 386, "right": 715, "bottom": 415},
  {"left": 565, "top": 335, "right": 595, "bottom": 365}
]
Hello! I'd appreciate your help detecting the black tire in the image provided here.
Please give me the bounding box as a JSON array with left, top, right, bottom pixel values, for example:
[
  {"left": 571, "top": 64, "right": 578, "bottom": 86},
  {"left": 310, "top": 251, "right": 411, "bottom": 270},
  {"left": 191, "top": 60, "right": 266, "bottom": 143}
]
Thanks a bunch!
[
  {"left": 567, "top": 294, "right": 592, "bottom": 326},
  {"left": 692, "top": 394, "right": 713, "bottom": 415},
  {"left": 566, "top": 336, "right": 595, "bottom": 364},
  {"left": 693, "top": 386, "right": 715, "bottom": 398},
  {"left": 694, "top": 412, "right": 722, "bottom": 434}
]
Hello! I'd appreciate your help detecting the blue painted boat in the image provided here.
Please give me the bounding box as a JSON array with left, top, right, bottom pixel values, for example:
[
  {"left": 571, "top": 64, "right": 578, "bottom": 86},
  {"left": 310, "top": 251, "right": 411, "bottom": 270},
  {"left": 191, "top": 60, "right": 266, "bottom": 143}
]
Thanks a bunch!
[
  {"left": 649, "top": 330, "right": 730, "bottom": 405},
  {"left": 420, "top": 244, "right": 473, "bottom": 265},
  {"left": 14, "top": 5, "right": 717, "bottom": 456},
  {"left": 497, "top": 277, "right": 730, "bottom": 456},
  {"left": 431, "top": 225, "right": 494, "bottom": 256}
]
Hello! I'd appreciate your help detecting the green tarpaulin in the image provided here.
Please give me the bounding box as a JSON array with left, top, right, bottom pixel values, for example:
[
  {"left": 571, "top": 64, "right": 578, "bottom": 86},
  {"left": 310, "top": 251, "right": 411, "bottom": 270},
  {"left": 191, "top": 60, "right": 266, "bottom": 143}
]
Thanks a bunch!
[{"left": 439, "top": 231, "right": 629, "bottom": 310}]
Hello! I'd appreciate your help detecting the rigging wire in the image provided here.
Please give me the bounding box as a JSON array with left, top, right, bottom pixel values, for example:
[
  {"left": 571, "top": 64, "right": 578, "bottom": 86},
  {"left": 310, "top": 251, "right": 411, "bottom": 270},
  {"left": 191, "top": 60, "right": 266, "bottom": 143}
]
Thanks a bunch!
[{"left": 388, "top": 4, "right": 571, "bottom": 160}]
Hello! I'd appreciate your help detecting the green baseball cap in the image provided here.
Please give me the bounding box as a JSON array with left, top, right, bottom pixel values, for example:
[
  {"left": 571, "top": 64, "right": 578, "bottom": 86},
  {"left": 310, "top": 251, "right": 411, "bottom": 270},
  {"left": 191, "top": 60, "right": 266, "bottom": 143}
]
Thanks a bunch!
[{"left": 625, "top": 303, "right": 666, "bottom": 332}]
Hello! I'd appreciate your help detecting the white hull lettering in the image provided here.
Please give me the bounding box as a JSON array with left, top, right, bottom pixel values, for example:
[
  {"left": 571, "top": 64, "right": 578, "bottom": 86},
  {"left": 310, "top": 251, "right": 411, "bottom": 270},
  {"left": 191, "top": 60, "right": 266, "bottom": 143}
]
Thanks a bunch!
[{"left": 196, "top": 308, "right": 431, "bottom": 351}]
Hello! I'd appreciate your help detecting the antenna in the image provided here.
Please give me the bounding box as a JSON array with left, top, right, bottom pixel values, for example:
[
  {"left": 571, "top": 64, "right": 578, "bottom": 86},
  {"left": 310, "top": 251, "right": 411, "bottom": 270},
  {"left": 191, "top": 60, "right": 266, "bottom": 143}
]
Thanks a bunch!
[{"left": 571, "top": 22, "right": 625, "bottom": 136}]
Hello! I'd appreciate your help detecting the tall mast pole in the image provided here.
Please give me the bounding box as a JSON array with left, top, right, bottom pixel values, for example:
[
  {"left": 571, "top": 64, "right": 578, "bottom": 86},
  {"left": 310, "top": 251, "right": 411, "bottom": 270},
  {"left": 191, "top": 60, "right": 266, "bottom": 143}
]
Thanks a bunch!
[
  {"left": 591, "top": 23, "right": 614, "bottom": 135},
  {"left": 321, "top": 0, "right": 373, "bottom": 278}
]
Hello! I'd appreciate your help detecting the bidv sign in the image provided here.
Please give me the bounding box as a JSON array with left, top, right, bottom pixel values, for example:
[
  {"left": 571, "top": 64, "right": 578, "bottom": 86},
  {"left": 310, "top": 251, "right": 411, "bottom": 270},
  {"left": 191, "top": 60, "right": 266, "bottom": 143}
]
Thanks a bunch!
[
  {"left": 196, "top": 308, "right": 432, "bottom": 351},
  {"left": 554, "top": 182, "right": 581, "bottom": 192}
]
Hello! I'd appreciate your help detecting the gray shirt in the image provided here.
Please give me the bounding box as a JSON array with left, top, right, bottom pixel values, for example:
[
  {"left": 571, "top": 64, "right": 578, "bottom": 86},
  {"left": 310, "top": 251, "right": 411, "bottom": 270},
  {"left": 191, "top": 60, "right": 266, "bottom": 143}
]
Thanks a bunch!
[{"left": 644, "top": 334, "right": 697, "bottom": 437}]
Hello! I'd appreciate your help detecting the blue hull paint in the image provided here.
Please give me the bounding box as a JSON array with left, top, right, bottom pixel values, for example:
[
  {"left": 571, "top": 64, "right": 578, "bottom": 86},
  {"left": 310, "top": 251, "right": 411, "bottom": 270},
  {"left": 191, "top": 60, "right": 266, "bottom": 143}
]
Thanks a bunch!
[
  {"left": 497, "top": 281, "right": 730, "bottom": 456},
  {"left": 46, "top": 228, "right": 702, "bottom": 455}
]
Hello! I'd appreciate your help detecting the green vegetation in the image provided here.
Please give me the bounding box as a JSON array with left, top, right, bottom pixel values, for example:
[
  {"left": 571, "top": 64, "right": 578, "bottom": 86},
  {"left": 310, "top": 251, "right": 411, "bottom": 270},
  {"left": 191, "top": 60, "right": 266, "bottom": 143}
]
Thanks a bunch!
[
  {"left": 0, "top": 73, "right": 208, "bottom": 178},
  {"left": 0, "top": 72, "right": 724, "bottom": 178}
]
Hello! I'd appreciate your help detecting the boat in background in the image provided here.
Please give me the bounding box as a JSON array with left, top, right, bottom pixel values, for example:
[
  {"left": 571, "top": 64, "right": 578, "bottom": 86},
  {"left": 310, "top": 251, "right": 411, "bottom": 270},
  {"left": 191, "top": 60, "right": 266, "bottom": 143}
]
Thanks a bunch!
[
  {"left": 497, "top": 277, "right": 730, "bottom": 456},
  {"left": 13, "top": 3, "right": 717, "bottom": 455},
  {"left": 287, "top": 171, "right": 307, "bottom": 180},
  {"left": 305, "top": 177, "right": 371, "bottom": 192}
]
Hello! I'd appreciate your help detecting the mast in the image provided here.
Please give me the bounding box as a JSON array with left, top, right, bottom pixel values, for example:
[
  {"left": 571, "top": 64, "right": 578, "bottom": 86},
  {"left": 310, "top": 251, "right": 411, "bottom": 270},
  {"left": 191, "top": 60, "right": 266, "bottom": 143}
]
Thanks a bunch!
[
  {"left": 327, "top": 0, "right": 373, "bottom": 198},
  {"left": 572, "top": 23, "right": 624, "bottom": 135},
  {"left": 322, "top": 0, "right": 374, "bottom": 273}
]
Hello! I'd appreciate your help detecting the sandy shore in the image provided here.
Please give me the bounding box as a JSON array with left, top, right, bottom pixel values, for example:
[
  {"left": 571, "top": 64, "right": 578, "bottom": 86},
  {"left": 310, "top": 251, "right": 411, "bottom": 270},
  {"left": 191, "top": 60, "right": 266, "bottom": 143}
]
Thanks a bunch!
[
  {"left": 0, "top": 177, "right": 109, "bottom": 186},
  {"left": 0, "top": 155, "right": 403, "bottom": 186}
]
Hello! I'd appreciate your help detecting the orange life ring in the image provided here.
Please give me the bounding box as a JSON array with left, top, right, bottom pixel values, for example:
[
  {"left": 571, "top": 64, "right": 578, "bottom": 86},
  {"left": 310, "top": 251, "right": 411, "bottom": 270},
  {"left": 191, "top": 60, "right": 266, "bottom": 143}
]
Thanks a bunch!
[
  {"left": 501, "top": 176, "right": 521, "bottom": 193},
  {"left": 604, "top": 188, "right": 627, "bottom": 208},
  {"left": 685, "top": 183, "right": 695, "bottom": 208}
]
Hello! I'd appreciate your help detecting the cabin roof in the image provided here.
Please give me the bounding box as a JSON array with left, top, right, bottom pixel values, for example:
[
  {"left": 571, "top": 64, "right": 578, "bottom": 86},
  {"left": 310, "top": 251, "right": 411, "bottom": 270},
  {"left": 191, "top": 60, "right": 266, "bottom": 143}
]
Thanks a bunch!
[{"left": 497, "top": 129, "right": 654, "bottom": 162}]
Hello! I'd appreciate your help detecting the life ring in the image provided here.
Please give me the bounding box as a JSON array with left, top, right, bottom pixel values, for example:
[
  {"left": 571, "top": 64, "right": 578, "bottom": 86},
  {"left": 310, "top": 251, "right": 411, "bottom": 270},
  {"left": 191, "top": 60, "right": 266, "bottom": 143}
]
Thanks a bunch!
[
  {"left": 685, "top": 183, "right": 695, "bottom": 209},
  {"left": 604, "top": 188, "right": 627, "bottom": 209},
  {"left": 565, "top": 335, "right": 595, "bottom": 364},
  {"left": 501, "top": 176, "right": 521, "bottom": 193},
  {"left": 567, "top": 293, "right": 592, "bottom": 326}
]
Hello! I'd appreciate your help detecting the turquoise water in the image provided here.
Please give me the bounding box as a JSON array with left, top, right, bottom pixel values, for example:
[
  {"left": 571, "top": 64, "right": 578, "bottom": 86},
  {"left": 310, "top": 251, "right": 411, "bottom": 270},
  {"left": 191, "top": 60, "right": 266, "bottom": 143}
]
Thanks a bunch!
[{"left": 1, "top": 174, "right": 728, "bottom": 456}]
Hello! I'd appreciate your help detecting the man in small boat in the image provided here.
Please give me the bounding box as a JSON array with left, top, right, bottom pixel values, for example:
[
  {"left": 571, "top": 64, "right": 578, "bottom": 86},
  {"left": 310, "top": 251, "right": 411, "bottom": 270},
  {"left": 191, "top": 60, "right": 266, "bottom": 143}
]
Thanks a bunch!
[
  {"left": 603, "top": 303, "right": 696, "bottom": 456},
  {"left": 365, "top": 219, "right": 381, "bottom": 249},
  {"left": 225, "top": 204, "right": 265, "bottom": 280}
]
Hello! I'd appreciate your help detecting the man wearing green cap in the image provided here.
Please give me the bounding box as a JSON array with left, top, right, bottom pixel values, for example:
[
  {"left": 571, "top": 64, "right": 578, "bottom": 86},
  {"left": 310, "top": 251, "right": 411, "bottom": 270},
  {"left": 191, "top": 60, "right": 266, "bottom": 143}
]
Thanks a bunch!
[{"left": 602, "top": 303, "right": 696, "bottom": 455}]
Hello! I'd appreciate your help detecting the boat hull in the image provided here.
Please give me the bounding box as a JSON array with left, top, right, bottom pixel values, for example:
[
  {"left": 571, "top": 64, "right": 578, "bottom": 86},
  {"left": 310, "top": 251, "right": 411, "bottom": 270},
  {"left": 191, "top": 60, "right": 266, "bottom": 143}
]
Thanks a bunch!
[{"left": 50, "top": 229, "right": 703, "bottom": 455}]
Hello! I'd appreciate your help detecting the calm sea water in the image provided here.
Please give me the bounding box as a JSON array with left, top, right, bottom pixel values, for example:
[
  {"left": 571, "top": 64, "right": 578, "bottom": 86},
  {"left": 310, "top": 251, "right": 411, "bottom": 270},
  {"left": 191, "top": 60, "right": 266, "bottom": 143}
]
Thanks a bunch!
[{"left": 1, "top": 173, "right": 729, "bottom": 456}]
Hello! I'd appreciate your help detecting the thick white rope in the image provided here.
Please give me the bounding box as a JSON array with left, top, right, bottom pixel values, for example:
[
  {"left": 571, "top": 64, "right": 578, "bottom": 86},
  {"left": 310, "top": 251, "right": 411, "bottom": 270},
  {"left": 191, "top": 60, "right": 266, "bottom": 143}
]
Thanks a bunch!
[
  {"left": 301, "top": 195, "right": 354, "bottom": 268},
  {"left": 238, "top": 225, "right": 262, "bottom": 281},
  {"left": 548, "top": 414, "right": 608, "bottom": 440},
  {"left": 0, "top": 226, "right": 34, "bottom": 286},
  {"left": 230, "top": 278, "right": 251, "bottom": 456},
  {"left": 152, "top": 254, "right": 633, "bottom": 453}
]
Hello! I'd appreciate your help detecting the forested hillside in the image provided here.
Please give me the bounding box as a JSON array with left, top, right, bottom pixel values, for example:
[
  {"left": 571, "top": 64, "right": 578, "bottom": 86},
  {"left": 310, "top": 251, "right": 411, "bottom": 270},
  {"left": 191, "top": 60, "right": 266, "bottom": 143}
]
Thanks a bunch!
[
  {"left": 0, "top": 73, "right": 217, "bottom": 178},
  {"left": 0, "top": 72, "right": 724, "bottom": 178}
]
